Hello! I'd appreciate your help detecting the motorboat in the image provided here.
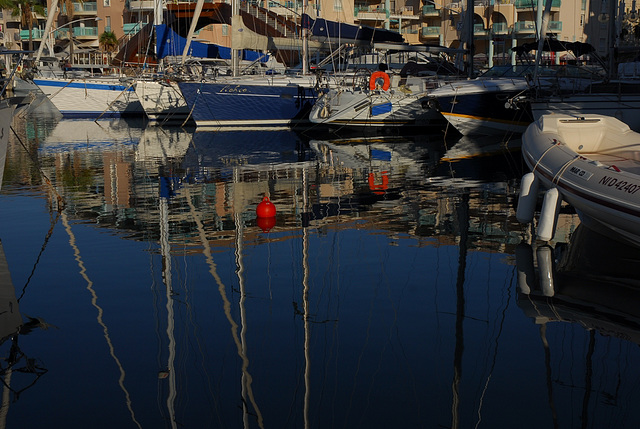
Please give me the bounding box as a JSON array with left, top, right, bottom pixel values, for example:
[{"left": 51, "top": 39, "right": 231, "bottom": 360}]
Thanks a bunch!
[
  {"left": 517, "top": 114, "right": 640, "bottom": 246},
  {"left": 428, "top": 63, "right": 604, "bottom": 137},
  {"left": 516, "top": 224, "right": 640, "bottom": 344}
]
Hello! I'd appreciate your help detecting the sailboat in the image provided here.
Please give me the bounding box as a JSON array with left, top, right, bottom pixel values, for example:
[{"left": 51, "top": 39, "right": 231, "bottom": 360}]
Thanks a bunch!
[
  {"left": 176, "top": 8, "right": 407, "bottom": 129},
  {"left": 308, "top": 45, "right": 462, "bottom": 131}
]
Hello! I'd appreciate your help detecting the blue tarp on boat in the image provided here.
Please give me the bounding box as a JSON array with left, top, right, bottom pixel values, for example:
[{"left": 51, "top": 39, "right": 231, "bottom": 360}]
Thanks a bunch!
[{"left": 155, "top": 24, "right": 268, "bottom": 62}]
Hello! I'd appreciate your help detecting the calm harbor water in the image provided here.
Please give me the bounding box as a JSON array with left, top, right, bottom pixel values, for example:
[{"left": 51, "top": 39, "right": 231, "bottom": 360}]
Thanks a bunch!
[{"left": 0, "top": 100, "right": 639, "bottom": 428}]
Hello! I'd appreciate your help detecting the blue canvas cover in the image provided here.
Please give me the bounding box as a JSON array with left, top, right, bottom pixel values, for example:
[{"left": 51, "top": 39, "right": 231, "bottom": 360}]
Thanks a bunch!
[{"left": 155, "top": 24, "right": 267, "bottom": 62}]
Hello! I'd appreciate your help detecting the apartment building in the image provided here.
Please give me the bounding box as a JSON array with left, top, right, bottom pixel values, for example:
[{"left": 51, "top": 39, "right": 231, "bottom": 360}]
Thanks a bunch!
[{"left": 0, "top": 0, "right": 633, "bottom": 66}]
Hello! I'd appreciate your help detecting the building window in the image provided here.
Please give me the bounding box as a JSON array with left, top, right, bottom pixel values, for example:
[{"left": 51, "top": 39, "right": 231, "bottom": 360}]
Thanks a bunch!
[
  {"left": 104, "top": 0, "right": 110, "bottom": 6},
  {"left": 333, "top": 0, "right": 342, "bottom": 11},
  {"left": 222, "top": 24, "right": 228, "bottom": 36},
  {"left": 106, "top": 16, "right": 111, "bottom": 32}
]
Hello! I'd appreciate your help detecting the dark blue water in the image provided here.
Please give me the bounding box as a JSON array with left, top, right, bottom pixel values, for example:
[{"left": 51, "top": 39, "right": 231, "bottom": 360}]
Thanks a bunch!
[{"left": 0, "top": 100, "right": 639, "bottom": 428}]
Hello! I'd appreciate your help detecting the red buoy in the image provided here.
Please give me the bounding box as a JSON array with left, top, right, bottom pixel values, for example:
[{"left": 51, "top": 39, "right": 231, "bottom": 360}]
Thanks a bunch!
[
  {"left": 256, "top": 196, "right": 276, "bottom": 218},
  {"left": 257, "top": 215, "right": 276, "bottom": 233}
]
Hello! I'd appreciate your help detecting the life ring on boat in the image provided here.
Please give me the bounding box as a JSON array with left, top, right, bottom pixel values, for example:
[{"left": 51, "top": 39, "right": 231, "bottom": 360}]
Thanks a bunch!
[
  {"left": 369, "top": 71, "right": 390, "bottom": 91},
  {"left": 368, "top": 171, "right": 389, "bottom": 195}
]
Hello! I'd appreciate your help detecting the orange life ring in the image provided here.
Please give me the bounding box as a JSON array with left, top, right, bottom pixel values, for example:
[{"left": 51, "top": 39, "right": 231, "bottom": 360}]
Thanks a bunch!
[
  {"left": 369, "top": 71, "right": 390, "bottom": 91},
  {"left": 368, "top": 171, "right": 389, "bottom": 195}
]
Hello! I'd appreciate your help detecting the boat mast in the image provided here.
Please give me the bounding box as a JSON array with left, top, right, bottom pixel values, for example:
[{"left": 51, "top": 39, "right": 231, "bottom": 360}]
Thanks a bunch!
[
  {"left": 533, "top": 0, "right": 553, "bottom": 84},
  {"left": 302, "top": 0, "right": 309, "bottom": 74},
  {"left": 231, "top": 0, "right": 240, "bottom": 76},
  {"left": 608, "top": 0, "right": 618, "bottom": 79},
  {"left": 154, "top": 0, "right": 164, "bottom": 72},
  {"left": 181, "top": 0, "right": 205, "bottom": 66},
  {"left": 465, "top": 0, "right": 474, "bottom": 77},
  {"left": 34, "top": 1, "right": 59, "bottom": 63}
]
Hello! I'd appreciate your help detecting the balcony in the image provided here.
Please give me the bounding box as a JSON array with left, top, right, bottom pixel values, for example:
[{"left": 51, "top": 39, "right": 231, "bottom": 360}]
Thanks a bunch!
[
  {"left": 422, "top": 4, "right": 440, "bottom": 16},
  {"left": 73, "top": 1, "right": 98, "bottom": 14},
  {"left": 354, "top": 4, "right": 389, "bottom": 20},
  {"left": 515, "top": 0, "right": 560, "bottom": 9},
  {"left": 127, "top": 0, "right": 156, "bottom": 11},
  {"left": 548, "top": 20, "right": 562, "bottom": 32},
  {"left": 73, "top": 26, "right": 99, "bottom": 38},
  {"left": 421, "top": 25, "right": 440, "bottom": 38},
  {"left": 124, "top": 22, "right": 143, "bottom": 35},
  {"left": 20, "top": 29, "right": 46, "bottom": 40},
  {"left": 491, "top": 22, "right": 509, "bottom": 34},
  {"left": 514, "top": 20, "right": 536, "bottom": 33},
  {"left": 474, "top": 23, "right": 488, "bottom": 36}
]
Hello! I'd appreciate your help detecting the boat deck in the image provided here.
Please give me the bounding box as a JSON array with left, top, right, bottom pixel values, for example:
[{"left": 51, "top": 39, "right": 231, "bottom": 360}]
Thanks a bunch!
[{"left": 585, "top": 152, "right": 640, "bottom": 175}]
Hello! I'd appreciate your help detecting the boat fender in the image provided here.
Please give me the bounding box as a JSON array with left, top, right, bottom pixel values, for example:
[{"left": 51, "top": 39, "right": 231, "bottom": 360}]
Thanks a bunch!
[
  {"left": 369, "top": 71, "right": 391, "bottom": 91},
  {"left": 537, "top": 188, "right": 562, "bottom": 242},
  {"left": 515, "top": 243, "right": 535, "bottom": 295},
  {"left": 321, "top": 103, "right": 331, "bottom": 118},
  {"left": 536, "top": 245, "right": 555, "bottom": 297},
  {"left": 516, "top": 172, "right": 539, "bottom": 224}
]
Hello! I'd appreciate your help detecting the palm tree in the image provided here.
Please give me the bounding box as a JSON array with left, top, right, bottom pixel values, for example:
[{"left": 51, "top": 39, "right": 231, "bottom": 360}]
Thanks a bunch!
[
  {"left": 99, "top": 30, "right": 117, "bottom": 64},
  {"left": 0, "top": 0, "right": 46, "bottom": 51},
  {"left": 99, "top": 30, "right": 117, "bottom": 52}
]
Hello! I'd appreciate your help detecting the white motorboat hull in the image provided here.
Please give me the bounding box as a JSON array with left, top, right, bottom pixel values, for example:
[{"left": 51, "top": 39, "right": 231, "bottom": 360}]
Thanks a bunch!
[{"left": 520, "top": 114, "right": 640, "bottom": 246}]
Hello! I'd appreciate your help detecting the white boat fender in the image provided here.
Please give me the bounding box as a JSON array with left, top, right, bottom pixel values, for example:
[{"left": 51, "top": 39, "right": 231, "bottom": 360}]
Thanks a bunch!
[
  {"left": 319, "top": 104, "right": 330, "bottom": 119},
  {"left": 536, "top": 245, "right": 555, "bottom": 297},
  {"left": 537, "top": 188, "right": 562, "bottom": 242},
  {"left": 515, "top": 243, "right": 535, "bottom": 294},
  {"left": 516, "top": 172, "right": 539, "bottom": 224}
]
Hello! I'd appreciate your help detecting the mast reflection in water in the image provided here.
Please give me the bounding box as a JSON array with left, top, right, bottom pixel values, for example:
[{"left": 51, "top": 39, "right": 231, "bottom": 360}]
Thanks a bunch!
[{"left": 0, "top": 100, "right": 639, "bottom": 428}]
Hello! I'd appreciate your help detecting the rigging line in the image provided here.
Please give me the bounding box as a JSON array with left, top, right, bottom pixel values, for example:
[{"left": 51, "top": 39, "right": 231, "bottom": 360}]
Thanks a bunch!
[
  {"left": 17, "top": 210, "right": 61, "bottom": 302},
  {"left": 540, "top": 322, "right": 560, "bottom": 429},
  {"left": 10, "top": 126, "right": 64, "bottom": 209},
  {"left": 95, "top": 82, "right": 136, "bottom": 122},
  {"left": 60, "top": 211, "right": 142, "bottom": 429},
  {"left": 581, "top": 329, "right": 596, "bottom": 429},
  {"left": 474, "top": 265, "right": 515, "bottom": 429},
  {"left": 181, "top": 80, "right": 202, "bottom": 127},
  {"left": 183, "top": 185, "right": 265, "bottom": 428}
]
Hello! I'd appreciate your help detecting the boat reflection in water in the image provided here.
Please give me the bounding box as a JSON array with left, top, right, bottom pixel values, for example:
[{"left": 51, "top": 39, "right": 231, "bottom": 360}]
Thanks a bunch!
[
  {"left": 517, "top": 223, "right": 640, "bottom": 428},
  {"left": 0, "top": 240, "right": 48, "bottom": 427},
  {"left": 8, "top": 109, "right": 640, "bottom": 427}
]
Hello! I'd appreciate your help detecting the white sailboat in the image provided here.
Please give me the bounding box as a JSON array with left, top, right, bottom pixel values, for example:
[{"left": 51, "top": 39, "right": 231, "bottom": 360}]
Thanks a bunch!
[{"left": 308, "top": 45, "right": 463, "bottom": 131}]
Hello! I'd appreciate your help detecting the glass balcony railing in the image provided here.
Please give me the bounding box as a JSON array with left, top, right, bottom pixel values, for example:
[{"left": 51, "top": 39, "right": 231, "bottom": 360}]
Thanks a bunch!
[
  {"left": 73, "top": 1, "right": 97, "bottom": 12},
  {"left": 73, "top": 26, "right": 98, "bottom": 37},
  {"left": 421, "top": 26, "right": 440, "bottom": 37},
  {"left": 515, "top": 0, "right": 560, "bottom": 8},
  {"left": 492, "top": 22, "right": 508, "bottom": 33},
  {"left": 514, "top": 20, "right": 536, "bottom": 32},
  {"left": 123, "top": 23, "right": 142, "bottom": 35},
  {"left": 20, "top": 29, "right": 46, "bottom": 39},
  {"left": 422, "top": 4, "right": 439, "bottom": 15},
  {"left": 474, "top": 23, "right": 487, "bottom": 34},
  {"left": 548, "top": 21, "right": 562, "bottom": 32}
]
